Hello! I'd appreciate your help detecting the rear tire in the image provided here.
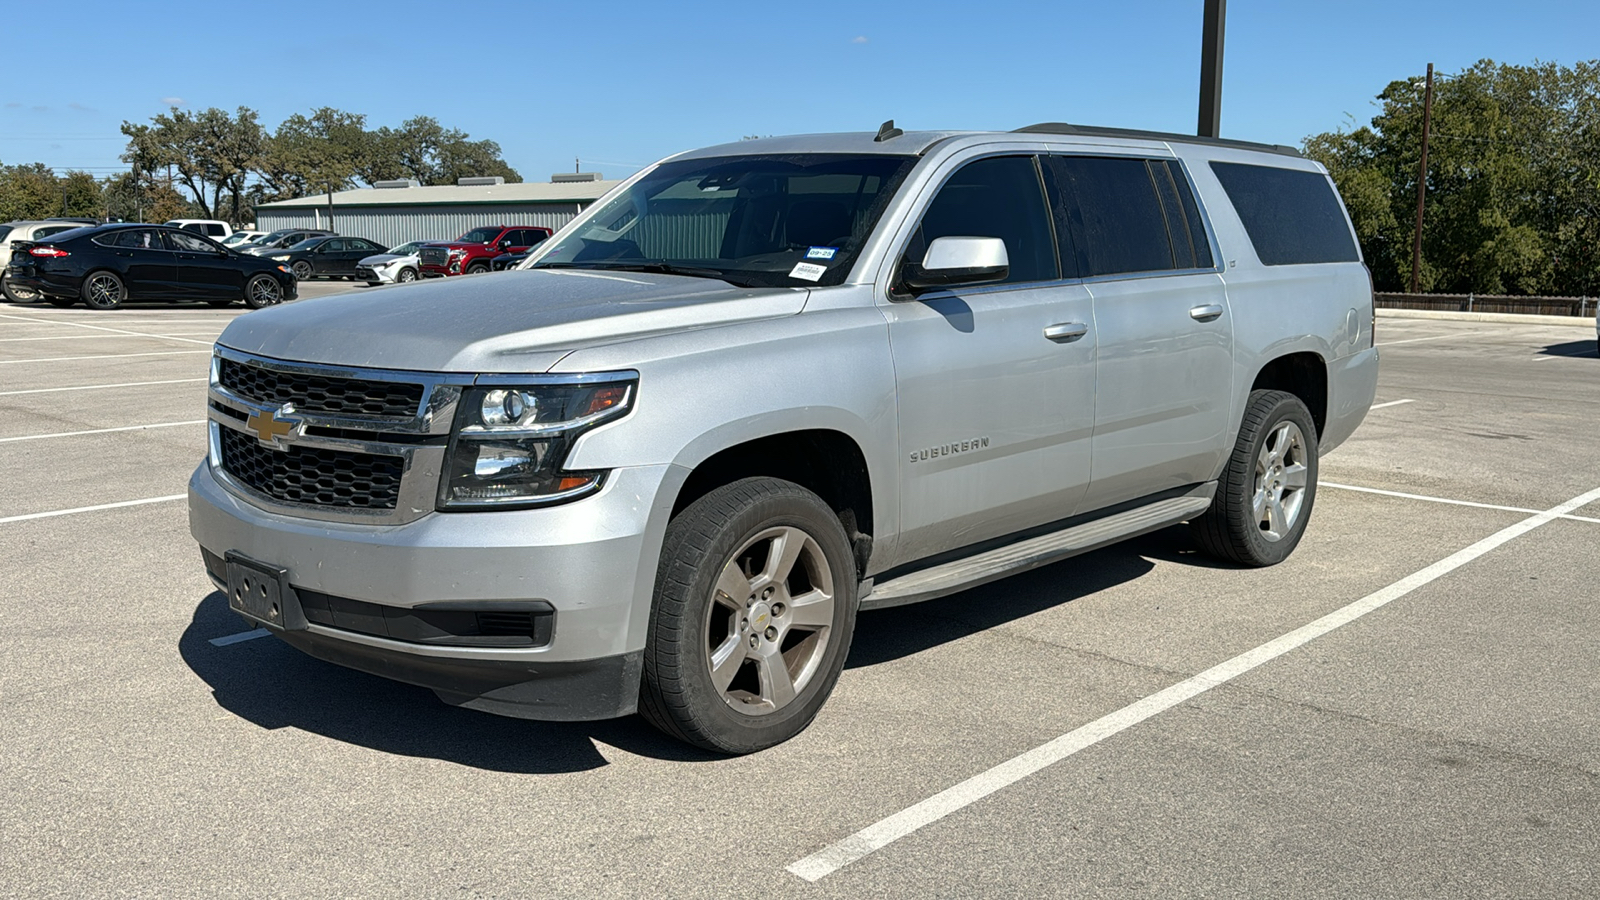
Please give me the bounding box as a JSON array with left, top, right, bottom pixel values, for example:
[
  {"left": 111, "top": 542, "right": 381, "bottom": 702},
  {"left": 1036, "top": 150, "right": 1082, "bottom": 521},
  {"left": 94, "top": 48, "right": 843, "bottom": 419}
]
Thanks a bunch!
[
  {"left": 81, "top": 271, "right": 125, "bottom": 310},
  {"left": 639, "top": 477, "right": 858, "bottom": 754},
  {"left": 2, "top": 276, "right": 40, "bottom": 303},
  {"left": 1191, "top": 389, "right": 1319, "bottom": 567}
]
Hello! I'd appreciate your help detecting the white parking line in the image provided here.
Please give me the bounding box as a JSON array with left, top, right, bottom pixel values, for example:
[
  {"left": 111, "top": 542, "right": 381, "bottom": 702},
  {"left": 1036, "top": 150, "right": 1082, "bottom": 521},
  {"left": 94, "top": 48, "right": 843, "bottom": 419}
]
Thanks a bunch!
[
  {"left": 0, "top": 378, "right": 207, "bottom": 397},
  {"left": 0, "top": 420, "right": 205, "bottom": 444},
  {"left": 1377, "top": 331, "right": 1488, "bottom": 346},
  {"left": 786, "top": 483, "right": 1600, "bottom": 882},
  {"left": 0, "top": 312, "right": 215, "bottom": 346},
  {"left": 0, "top": 350, "right": 211, "bottom": 364},
  {"left": 1320, "top": 481, "right": 1600, "bottom": 525},
  {"left": 209, "top": 628, "right": 272, "bottom": 647},
  {"left": 0, "top": 494, "right": 186, "bottom": 526},
  {"left": 1368, "top": 398, "right": 1415, "bottom": 410}
]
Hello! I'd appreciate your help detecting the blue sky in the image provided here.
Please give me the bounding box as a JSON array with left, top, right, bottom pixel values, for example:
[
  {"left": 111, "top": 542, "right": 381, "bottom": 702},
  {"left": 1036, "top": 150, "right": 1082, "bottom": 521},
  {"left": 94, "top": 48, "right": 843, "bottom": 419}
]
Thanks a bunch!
[{"left": 3, "top": 0, "right": 1596, "bottom": 183}]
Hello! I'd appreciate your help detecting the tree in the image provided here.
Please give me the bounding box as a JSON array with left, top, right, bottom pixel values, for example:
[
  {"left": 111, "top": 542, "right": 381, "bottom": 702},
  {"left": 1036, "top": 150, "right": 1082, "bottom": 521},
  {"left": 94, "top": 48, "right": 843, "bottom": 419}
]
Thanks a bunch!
[
  {"left": 121, "top": 106, "right": 264, "bottom": 223},
  {"left": 0, "top": 162, "right": 61, "bottom": 221},
  {"left": 1305, "top": 58, "right": 1600, "bottom": 296},
  {"left": 60, "top": 171, "right": 104, "bottom": 219},
  {"left": 365, "top": 116, "right": 522, "bottom": 186},
  {"left": 258, "top": 107, "right": 371, "bottom": 200}
]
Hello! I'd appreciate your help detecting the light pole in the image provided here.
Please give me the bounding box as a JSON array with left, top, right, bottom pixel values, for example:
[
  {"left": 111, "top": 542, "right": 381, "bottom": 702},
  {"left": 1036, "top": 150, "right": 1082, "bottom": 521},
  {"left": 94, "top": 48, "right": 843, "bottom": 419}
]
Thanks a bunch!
[
  {"left": 1409, "top": 62, "right": 1435, "bottom": 294},
  {"left": 1198, "top": 0, "right": 1226, "bottom": 138}
]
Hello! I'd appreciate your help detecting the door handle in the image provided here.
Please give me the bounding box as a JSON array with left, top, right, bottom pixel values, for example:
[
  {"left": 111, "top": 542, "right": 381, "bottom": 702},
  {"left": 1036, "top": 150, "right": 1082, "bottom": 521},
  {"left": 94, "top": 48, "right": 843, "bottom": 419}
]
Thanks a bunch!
[
  {"left": 1044, "top": 322, "right": 1089, "bottom": 343},
  {"left": 1189, "top": 304, "right": 1224, "bottom": 322}
]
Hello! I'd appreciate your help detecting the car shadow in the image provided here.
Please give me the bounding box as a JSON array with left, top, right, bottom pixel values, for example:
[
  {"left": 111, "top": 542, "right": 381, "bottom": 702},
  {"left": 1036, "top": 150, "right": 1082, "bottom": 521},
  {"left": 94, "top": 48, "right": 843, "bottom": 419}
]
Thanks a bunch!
[
  {"left": 180, "top": 525, "right": 1209, "bottom": 770},
  {"left": 1537, "top": 338, "right": 1597, "bottom": 359},
  {"left": 179, "top": 591, "right": 723, "bottom": 773}
]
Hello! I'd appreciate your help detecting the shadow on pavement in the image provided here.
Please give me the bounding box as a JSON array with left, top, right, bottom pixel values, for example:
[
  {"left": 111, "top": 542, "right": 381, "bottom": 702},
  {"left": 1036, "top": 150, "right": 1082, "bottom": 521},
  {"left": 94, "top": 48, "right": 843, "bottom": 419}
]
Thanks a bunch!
[
  {"left": 180, "top": 525, "right": 1208, "bottom": 770},
  {"left": 178, "top": 590, "right": 721, "bottom": 773},
  {"left": 1538, "top": 338, "right": 1598, "bottom": 359}
]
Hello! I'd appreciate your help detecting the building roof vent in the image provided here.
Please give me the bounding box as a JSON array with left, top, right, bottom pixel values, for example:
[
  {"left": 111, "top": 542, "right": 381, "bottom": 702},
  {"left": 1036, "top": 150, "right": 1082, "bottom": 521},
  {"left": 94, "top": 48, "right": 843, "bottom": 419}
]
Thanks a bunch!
[
  {"left": 551, "top": 172, "right": 603, "bottom": 183},
  {"left": 373, "top": 179, "right": 420, "bottom": 189},
  {"left": 456, "top": 176, "right": 506, "bottom": 186}
]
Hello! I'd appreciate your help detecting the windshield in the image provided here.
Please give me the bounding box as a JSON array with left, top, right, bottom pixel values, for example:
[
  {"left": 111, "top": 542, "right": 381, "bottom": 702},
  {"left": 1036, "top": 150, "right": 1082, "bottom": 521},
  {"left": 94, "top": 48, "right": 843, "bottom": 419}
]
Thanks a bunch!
[
  {"left": 457, "top": 227, "right": 502, "bottom": 244},
  {"left": 390, "top": 241, "right": 424, "bottom": 256},
  {"left": 285, "top": 237, "right": 325, "bottom": 251},
  {"left": 257, "top": 230, "right": 296, "bottom": 244},
  {"left": 0, "top": 226, "right": 11, "bottom": 243},
  {"left": 533, "top": 154, "right": 915, "bottom": 288}
]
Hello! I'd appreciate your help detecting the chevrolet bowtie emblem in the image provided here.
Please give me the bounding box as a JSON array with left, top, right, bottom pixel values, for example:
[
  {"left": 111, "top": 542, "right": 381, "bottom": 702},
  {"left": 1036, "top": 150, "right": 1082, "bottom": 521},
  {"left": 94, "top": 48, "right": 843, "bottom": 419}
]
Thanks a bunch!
[{"left": 245, "top": 405, "right": 301, "bottom": 450}]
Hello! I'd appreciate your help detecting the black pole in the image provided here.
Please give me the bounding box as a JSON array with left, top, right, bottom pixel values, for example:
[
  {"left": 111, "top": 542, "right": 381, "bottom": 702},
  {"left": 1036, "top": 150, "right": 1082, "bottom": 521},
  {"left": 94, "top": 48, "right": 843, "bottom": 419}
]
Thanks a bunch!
[
  {"left": 1198, "top": 0, "right": 1226, "bottom": 138},
  {"left": 1409, "top": 63, "right": 1434, "bottom": 295}
]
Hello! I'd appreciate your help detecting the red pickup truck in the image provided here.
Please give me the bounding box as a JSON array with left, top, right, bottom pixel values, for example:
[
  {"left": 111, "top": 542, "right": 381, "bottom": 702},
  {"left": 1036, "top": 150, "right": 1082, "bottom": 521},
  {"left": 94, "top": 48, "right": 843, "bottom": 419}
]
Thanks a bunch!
[{"left": 417, "top": 225, "right": 552, "bottom": 277}]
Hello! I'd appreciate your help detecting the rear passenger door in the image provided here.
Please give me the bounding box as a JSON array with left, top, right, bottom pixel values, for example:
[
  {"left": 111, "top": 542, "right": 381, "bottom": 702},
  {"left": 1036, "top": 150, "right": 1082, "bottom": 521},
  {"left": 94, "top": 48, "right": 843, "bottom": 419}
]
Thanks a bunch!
[
  {"left": 883, "top": 153, "right": 1098, "bottom": 563},
  {"left": 1042, "top": 155, "right": 1233, "bottom": 512}
]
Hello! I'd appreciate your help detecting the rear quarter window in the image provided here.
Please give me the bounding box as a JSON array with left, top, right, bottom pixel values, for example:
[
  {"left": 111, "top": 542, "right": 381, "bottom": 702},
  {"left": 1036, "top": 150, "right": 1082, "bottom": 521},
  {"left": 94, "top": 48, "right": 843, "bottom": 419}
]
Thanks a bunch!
[{"left": 1209, "top": 162, "right": 1359, "bottom": 266}]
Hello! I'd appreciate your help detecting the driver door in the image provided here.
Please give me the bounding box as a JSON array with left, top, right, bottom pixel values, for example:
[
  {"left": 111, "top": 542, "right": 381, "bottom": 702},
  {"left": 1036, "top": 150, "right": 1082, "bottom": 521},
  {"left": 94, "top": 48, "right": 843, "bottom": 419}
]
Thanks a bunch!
[{"left": 883, "top": 154, "right": 1098, "bottom": 565}]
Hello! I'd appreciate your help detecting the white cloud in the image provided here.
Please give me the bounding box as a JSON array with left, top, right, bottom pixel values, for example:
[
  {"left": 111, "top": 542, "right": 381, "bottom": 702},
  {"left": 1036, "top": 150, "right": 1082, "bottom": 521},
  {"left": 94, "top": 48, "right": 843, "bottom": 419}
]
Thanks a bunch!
[
  {"left": 851, "top": 35, "right": 868, "bottom": 44},
  {"left": 161, "top": 96, "right": 185, "bottom": 106}
]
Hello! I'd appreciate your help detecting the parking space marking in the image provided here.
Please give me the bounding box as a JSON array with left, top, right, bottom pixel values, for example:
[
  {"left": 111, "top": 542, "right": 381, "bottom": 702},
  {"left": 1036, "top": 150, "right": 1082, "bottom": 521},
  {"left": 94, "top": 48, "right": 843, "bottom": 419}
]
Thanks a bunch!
[
  {"left": 0, "top": 378, "right": 207, "bottom": 397},
  {"left": 1321, "top": 481, "right": 1600, "bottom": 525},
  {"left": 1377, "top": 331, "right": 1489, "bottom": 346},
  {"left": 0, "top": 349, "right": 211, "bottom": 364},
  {"left": 0, "top": 420, "right": 204, "bottom": 444},
  {"left": 0, "top": 494, "right": 186, "bottom": 526},
  {"left": 0, "top": 312, "right": 215, "bottom": 346},
  {"left": 786, "top": 484, "right": 1600, "bottom": 883},
  {"left": 209, "top": 629, "right": 271, "bottom": 647},
  {"left": 1368, "top": 398, "right": 1415, "bottom": 410}
]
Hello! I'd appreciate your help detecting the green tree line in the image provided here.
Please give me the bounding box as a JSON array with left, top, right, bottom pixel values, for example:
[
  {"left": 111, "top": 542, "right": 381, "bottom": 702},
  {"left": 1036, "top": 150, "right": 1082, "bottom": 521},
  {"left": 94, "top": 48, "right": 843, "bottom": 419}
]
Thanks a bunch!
[
  {"left": 1305, "top": 58, "right": 1600, "bottom": 297},
  {"left": 1, "top": 107, "right": 521, "bottom": 226}
]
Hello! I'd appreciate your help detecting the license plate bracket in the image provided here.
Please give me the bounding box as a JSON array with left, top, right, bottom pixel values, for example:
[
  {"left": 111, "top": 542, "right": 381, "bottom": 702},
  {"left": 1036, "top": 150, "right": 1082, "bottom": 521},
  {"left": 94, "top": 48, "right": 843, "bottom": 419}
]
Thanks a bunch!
[{"left": 224, "top": 552, "right": 307, "bottom": 630}]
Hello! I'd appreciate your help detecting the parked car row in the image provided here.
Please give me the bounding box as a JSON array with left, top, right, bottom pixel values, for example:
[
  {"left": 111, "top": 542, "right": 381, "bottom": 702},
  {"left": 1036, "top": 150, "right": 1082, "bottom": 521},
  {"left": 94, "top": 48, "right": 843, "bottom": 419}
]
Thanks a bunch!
[{"left": 3, "top": 223, "right": 297, "bottom": 309}]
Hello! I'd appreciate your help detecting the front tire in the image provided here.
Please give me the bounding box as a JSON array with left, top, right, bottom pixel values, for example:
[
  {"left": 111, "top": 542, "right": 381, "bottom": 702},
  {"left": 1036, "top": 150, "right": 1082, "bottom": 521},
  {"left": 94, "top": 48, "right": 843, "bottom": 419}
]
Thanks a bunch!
[
  {"left": 639, "top": 477, "right": 858, "bottom": 754},
  {"left": 397, "top": 267, "right": 418, "bottom": 283},
  {"left": 243, "top": 274, "right": 284, "bottom": 310},
  {"left": 81, "top": 271, "right": 125, "bottom": 310},
  {"left": 1191, "top": 390, "right": 1319, "bottom": 567},
  {"left": 291, "top": 261, "right": 313, "bottom": 281},
  {"left": 465, "top": 262, "right": 489, "bottom": 275}
]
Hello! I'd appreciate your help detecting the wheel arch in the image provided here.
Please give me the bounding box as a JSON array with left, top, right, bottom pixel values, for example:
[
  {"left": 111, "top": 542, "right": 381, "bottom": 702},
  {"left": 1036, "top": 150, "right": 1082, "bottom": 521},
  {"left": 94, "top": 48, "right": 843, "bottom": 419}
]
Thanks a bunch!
[{"left": 1249, "top": 351, "right": 1328, "bottom": 437}]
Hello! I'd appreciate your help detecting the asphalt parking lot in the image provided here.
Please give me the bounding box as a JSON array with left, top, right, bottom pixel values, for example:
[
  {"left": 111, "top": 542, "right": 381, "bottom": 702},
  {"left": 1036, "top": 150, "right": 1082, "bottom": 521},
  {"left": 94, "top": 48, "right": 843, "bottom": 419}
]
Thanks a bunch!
[{"left": 2, "top": 300, "right": 1597, "bottom": 898}]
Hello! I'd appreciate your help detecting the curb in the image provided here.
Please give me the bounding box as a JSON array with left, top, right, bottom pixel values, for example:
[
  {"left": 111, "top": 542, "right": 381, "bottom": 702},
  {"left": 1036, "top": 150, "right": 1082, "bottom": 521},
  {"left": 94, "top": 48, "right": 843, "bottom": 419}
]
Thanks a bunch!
[{"left": 1377, "top": 308, "right": 1595, "bottom": 328}]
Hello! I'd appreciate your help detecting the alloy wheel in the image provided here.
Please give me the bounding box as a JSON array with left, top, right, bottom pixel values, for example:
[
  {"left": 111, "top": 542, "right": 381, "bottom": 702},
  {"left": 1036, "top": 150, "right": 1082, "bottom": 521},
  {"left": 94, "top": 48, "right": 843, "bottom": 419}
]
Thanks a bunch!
[
  {"left": 1252, "top": 421, "right": 1308, "bottom": 541},
  {"left": 248, "top": 276, "right": 282, "bottom": 307},
  {"left": 85, "top": 273, "right": 122, "bottom": 309},
  {"left": 703, "top": 525, "right": 836, "bottom": 715}
]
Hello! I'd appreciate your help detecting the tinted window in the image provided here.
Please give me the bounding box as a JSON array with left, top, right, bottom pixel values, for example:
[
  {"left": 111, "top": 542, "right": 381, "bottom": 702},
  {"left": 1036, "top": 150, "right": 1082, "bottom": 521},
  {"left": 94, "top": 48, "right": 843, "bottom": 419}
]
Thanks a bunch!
[
  {"left": 1209, "top": 162, "right": 1358, "bottom": 265},
  {"left": 1043, "top": 156, "right": 1173, "bottom": 277},
  {"left": 37, "top": 225, "right": 79, "bottom": 238},
  {"left": 166, "top": 231, "right": 220, "bottom": 252},
  {"left": 101, "top": 229, "right": 163, "bottom": 249},
  {"left": 349, "top": 239, "right": 378, "bottom": 252},
  {"left": 903, "top": 155, "right": 1057, "bottom": 286},
  {"left": 205, "top": 224, "right": 226, "bottom": 237}
]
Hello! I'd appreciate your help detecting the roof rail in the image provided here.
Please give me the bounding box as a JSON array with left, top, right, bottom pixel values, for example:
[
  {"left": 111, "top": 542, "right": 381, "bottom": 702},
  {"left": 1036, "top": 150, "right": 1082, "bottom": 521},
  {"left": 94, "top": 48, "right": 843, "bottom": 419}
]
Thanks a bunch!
[{"left": 1012, "top": 123, "right": 1302, "bottom": 158}]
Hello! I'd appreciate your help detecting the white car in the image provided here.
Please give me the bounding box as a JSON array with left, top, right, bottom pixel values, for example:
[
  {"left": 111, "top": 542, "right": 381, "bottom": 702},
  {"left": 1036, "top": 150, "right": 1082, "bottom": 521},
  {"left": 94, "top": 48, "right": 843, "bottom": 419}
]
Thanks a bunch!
[
  {"left": 2, "top": 220, "right": 96, "bottom": 302},
  {"left": 355, "top": 241, "right": 427, "bottom": 285},
  {"left": 222, "top": 231, "right": 266, "bottom": 248},
  {"left": 165, "top": 219, "right": 233, "bottom": 241}
]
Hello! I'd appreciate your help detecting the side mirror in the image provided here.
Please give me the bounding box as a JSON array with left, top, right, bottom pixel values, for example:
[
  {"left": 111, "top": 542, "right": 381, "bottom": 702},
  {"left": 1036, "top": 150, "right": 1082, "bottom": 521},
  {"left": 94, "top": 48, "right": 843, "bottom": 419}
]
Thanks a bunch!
[
  {"left": 498, "top": 239, "right": 513, "bottom": 252},
  {"left": 899, "top": 236, "right": 1010, "bottom": 294}
]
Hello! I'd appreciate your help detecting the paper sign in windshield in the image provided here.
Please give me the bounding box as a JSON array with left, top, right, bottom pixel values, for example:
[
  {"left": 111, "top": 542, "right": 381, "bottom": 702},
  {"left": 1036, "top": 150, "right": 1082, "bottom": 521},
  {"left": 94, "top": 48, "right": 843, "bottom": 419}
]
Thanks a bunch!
[{"left": 789, "top": 262, "right": 827, "bottom": 282}]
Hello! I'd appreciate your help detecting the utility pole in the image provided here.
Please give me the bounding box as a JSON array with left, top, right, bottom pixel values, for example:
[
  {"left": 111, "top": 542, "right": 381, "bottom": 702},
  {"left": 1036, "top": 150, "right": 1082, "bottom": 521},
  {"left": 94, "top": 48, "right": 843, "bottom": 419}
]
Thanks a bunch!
[
  {"left": 1409, "top": 62, "right": 1435, "bottom": 294},
  {"left": 1198, "top": 0, "right": 1226, "bottom": 137}
]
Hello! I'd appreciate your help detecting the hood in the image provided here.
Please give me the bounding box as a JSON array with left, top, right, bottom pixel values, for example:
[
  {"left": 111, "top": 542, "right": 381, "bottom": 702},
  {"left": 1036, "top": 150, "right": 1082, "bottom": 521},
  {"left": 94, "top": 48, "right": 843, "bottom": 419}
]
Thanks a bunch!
[
  {"left": 426, "top": 241, "right": 488, "bottom": 251},
  {"left": 358, "top": 252, "right": 413, "bottom": 266},
  {"left": 217, "top": 268, "right": 810, "bottom": 373}
]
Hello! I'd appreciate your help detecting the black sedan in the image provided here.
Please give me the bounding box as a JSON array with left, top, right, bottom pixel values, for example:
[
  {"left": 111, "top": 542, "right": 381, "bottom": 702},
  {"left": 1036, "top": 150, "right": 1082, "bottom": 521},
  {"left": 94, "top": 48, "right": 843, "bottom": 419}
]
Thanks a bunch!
[
  {"left": 4, "top": 224, "right": 298, "bottom": 310},
  {"left": 264, "top": 236, "right": 387, "bottom": 281}
]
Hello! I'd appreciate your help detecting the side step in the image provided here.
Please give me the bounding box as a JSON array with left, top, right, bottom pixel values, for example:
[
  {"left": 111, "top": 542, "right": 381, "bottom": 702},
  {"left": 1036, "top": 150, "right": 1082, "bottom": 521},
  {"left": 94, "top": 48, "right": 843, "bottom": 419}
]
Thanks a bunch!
[{"left": 860, "top": 484, "right": 1216, "bottom": 611}]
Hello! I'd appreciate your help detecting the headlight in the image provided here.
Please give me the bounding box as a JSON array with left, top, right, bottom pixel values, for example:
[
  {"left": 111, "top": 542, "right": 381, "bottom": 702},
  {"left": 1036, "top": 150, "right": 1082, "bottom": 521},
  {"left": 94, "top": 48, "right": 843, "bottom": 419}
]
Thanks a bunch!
[
  {"left": 438, "top": 376, "right": 636, "bottom": 510},
  {"left": 271, "top": 254, "right": 291, "bottom": 262}
]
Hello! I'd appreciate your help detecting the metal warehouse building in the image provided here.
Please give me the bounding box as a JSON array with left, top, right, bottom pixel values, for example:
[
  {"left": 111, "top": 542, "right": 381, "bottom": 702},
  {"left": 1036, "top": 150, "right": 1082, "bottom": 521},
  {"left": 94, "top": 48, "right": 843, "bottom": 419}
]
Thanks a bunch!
[{"left": 254, "top": 175, "right": 623, "bottom": 248}]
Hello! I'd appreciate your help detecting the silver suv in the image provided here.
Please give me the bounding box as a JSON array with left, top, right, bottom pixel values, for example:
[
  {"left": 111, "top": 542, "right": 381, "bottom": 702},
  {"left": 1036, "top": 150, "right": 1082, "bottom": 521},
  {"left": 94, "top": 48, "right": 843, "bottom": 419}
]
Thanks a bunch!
[{"left": 190, "top": 123, "right": 1378, "bottom": 753}]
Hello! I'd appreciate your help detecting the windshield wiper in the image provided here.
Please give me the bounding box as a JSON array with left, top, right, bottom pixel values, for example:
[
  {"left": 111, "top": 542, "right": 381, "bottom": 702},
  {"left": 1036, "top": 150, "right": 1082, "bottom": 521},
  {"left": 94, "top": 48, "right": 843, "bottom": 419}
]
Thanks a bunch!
[{"left": 535, "top": 261, "right": 761, "bottom": 288}]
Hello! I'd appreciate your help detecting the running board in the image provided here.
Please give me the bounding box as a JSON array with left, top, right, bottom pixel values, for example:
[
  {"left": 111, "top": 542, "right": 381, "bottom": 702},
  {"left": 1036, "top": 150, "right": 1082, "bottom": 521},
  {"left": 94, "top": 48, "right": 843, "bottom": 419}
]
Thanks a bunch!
[{"left": 860, "top": 484, "right": 1216, "bottom": 611}]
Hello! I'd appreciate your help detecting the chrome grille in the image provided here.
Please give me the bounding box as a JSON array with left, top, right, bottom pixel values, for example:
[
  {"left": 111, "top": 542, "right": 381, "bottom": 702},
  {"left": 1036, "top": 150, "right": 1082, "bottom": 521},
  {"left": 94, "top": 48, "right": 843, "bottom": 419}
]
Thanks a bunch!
[
  {"left": 420, "top": 247, "right": 450, "bottom": 267},
  {"left": 219, "top": 358, "right": 423, "bottom": 418},
  {"left": 219, "top": 427, "right": 403, "bottom": 510}
]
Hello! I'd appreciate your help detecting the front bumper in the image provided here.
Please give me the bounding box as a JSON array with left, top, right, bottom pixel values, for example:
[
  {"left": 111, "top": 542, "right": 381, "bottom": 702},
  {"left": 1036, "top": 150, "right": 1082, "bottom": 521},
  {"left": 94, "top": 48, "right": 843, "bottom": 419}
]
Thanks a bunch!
[{"left": 189, "top": 459, "right": 685, "bottom": 720}]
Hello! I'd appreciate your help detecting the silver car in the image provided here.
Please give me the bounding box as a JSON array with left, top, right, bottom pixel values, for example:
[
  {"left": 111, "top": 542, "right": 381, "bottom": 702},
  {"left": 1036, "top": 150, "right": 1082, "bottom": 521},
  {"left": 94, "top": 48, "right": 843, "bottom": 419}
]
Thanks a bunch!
[
  {"left": 190, "top": 124, "right": 1378, "bottom": 753},
  {"left": 355, "top": 241, "right": 427, "bottom": 285}
]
